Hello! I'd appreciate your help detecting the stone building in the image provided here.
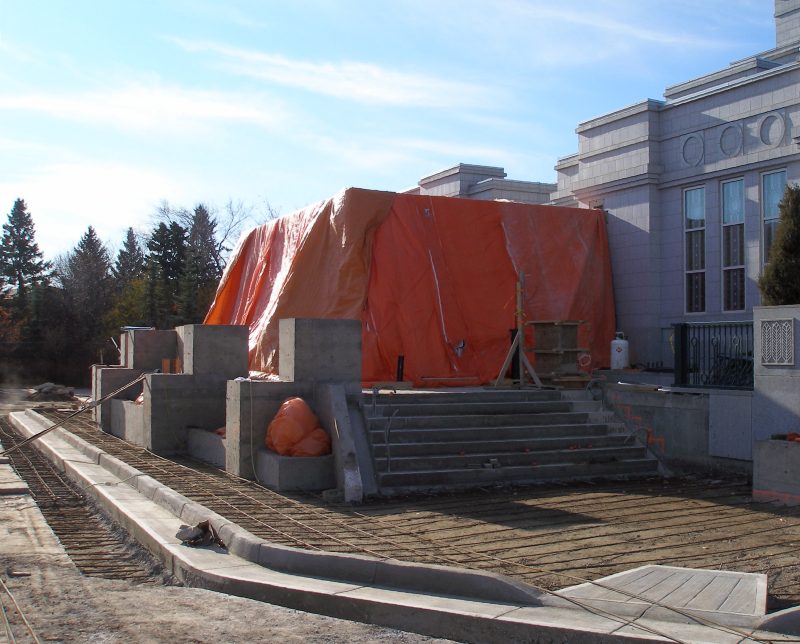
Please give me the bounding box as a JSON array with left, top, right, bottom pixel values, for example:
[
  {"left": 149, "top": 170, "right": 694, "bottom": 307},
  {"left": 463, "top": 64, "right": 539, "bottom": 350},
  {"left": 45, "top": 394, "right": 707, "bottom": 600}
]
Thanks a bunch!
[
  {"left": 552, "top": 0, "right": 800, "bottom": 366},
  {"left": 404, "top": 163, "right": 555, "bottom": 205}
]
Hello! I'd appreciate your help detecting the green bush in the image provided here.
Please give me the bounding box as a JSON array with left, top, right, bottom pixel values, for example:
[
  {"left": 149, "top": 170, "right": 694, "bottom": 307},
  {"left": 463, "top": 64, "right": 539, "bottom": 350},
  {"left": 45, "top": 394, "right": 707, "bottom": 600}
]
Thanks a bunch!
[{"left": 759, "top": 184, "right": 800, "bottom": 305}]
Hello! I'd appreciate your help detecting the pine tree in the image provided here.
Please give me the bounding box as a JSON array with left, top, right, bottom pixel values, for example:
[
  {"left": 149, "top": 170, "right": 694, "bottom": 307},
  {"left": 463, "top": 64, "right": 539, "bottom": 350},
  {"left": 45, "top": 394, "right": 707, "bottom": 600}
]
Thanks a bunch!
[
  {"left": 146, "top": 221, "right": 186, "bottom": 327},
  {"left": 759, "top": 185, "right": 800, "bottom": 305},
  {"left": 112, "top": 227, "right": 145, "bottom": 287},
  {"left": 0, "top": 199, "right": 49, "bottom": 307},
  {"left": 178, "top": 205, "right": 223, "bottom": 322},
  {"left": 56, "top": 227, "right": 114, "bottom": 370}
]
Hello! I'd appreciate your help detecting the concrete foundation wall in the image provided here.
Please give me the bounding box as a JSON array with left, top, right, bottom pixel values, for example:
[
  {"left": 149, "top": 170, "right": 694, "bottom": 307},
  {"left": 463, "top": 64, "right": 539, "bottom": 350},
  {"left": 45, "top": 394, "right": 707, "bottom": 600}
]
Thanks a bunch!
[
  {"left": 110, "top": 399, "right": 145, "bottom": 445},
  {"left": 122, "top": 329, "right": 177, "bottom": 369},
  {"left": 254, "top": 448, "right": 335, "bottom": 491},
  {"left": 144, "top": 374, "right": 228, "bottom": 455},
  {"left": 226, "top": 380, "right": 315, "bottom": 480},
  {"left": 279, "top": 318, "right": 361, "bottom": 383},
  {"left": 187, "top": 428, "right": 226, "bottom": 468},
  {"left": 604, "top": 383, "right": 751, "bottom": 474},
  {"left": 177, "top": 324, "right": 248, "bottom": 379},
  {"left": 753, "top": 439, "right": 800, "bottom": 505},
  {"left": 91, "top": 366, "right": 144, "bottom": 431}
]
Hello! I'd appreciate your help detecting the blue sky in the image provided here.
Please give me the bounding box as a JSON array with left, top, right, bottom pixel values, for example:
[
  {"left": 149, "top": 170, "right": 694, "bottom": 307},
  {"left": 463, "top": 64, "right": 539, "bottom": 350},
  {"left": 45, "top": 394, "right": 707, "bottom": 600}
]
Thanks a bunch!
[{"left": 0, "top": 0, "right": 775, "bottom": 259}]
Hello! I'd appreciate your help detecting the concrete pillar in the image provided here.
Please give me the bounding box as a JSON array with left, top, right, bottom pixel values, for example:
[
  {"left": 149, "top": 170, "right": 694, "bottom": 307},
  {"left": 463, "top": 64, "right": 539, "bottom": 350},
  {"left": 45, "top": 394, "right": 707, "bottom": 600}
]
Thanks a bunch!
[
  {"left": 279, "top": 318, "right": 361, "bottom": 383},
  {"left": 176, "top": 324, "right": 249, "bottom": 379},
  {"left": 121, "top": 329, "right": 177, "bottom": 370}
]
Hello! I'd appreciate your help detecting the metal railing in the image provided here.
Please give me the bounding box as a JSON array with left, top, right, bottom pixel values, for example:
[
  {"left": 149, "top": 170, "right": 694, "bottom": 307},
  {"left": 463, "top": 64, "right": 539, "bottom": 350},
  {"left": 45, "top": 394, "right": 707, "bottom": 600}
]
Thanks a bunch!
[{"left": 673, "top": 321, "right": 753, "bottom": 389}]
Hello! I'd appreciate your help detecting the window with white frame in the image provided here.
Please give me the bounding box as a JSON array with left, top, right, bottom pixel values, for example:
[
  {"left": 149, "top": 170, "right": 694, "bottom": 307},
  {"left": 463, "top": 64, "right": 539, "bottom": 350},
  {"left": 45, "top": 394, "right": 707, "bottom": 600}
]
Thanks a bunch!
[
  {"left": 721, "top": 179, "right": 745, "bottom": 311},
  {"left": 762, "top": 169, "right": 787, "bottom": 263},
  {"left": 684, "top": 186, "right": 705, "bottom": 313}
]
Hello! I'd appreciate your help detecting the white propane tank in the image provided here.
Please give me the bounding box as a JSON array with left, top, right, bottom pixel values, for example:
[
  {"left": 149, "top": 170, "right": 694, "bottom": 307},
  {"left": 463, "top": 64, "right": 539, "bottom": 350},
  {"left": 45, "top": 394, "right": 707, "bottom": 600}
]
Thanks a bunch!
[{"left": 610, "top": 332, "right": 629, "bottom": 369}]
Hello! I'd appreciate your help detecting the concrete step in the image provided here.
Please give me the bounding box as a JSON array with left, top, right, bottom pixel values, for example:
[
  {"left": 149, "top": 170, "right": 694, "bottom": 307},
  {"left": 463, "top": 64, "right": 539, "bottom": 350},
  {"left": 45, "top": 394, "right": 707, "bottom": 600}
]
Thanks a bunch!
[
  {"left": 369, "top": 422, "right": 613, "bottom": 445},
  {"left": 377, "top": 458, "right": 659, "bottom": 492},
  {"left": 364, "top": 390, "right": 563, "bottom": 406},
  {"left": 374, "top": 445, "right": 649, "bottom": 473},
  {"left": 369, "top": 431, "right": 632, "bottom": 457},
  {"left": 369, "top": 400, "right": 575, "bottom": 417},
  {"left": 367, "top": 411, "right": 592, "bottom": 430}
]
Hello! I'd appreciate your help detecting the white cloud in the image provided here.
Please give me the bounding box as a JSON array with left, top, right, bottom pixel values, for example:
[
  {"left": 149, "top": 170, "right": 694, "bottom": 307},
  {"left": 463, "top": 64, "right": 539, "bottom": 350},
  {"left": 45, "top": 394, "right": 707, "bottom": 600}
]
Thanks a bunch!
[
  {"left": 0, "top": 161, "right": 189, "bottom": 258},
  {"left": 173, "top": 0, "right": 269, "bottom": 29},
  {"left": 0, "top": 84, "right": 290, "bottom": 134},
  {"left": 0, "top": 34, "right": 34, "bottom": 63},
  {"left": 171, "top": 38, "right": 494, "bottom": 108}
]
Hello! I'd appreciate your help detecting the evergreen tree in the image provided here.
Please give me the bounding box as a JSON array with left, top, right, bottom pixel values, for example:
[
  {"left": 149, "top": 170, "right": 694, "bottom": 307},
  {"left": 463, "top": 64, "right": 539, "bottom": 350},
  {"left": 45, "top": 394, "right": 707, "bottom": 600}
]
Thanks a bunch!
[
  {"left": 112, "top": 227, "right": 145, "bottom": 287},
  {"left": 759, "top": 185, "right": 800, "bottom": 305},
  {"left": 145, "top": 221, "right": 186, "bottom": 327},
  {"left": 178, "top": 205, "right": 223, "bottom": 322},
  {"left": 56, "top": 227, "right": 114, "bottom": 373},
  {"left": 0, "top": 199, "right": 48, "bottom": 308}
]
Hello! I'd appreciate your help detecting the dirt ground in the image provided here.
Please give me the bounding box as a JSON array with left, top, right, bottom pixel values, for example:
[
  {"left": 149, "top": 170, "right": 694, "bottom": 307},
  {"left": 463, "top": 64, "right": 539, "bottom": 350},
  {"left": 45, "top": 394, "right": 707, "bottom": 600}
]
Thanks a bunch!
[{"left": 0, "top": 496, "right": 453, "bottom": 644}]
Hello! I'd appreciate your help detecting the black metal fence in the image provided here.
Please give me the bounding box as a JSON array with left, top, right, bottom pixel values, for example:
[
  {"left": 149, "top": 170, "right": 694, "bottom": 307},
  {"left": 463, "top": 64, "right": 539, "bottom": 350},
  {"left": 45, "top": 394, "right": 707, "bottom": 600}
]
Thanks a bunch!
[{"left": 673, "top": 321, "right": 753, "bottom": 389}]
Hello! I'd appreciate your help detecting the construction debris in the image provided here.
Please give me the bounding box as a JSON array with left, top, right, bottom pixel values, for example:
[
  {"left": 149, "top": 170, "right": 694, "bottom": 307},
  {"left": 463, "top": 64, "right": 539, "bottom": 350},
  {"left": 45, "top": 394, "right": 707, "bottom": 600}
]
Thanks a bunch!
[{"left": 27, "top": 383, "right": 75, "bottom": 401}]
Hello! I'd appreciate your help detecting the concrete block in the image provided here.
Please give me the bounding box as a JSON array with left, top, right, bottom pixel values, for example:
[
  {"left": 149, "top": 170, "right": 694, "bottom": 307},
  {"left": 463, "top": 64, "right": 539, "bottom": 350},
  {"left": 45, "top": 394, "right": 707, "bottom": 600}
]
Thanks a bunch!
[
  {"left": 152, "top": 486, "right": 189, "bottom": 518},
  {"left": 187, "top": 428, "right": 226, "bottom": 467},
  {"left": 255, "top": 447, "right": 335, "bottom": 492},
  {"left": 91, "top": 366, "right": 144, "bottom": 431},
  {"left": 135, "top": 474, "right": 163, "bottom": 500},
  {"left": 177, "top": 324, "right": 248, "bottom": 379},
  {"left": 753, "top": 439, "right": 800, "bottom": 505},
  {"left": 179, "top": 501, "right": 227, "bottom": 530},
  {"left": 143, "top": 374, "right": 228, "bottom": 455},
  {"left": 709, "top": 392, "right": 753, "bottom": 460},
  {"left": 225, "top": 527, "right": 263, "bottom": 562},
  {"left": 121, "top": 328, "right": 177, "bottom": 370},
  {"left": 97, "top": 451, "right": 142, "bottom": 484},
  {"left": 225, "top": 379, "right": 313, "bottom": 479},
  {"left": 279, "top": 318, "right": 361, "bottom": 383},
  {"left": 111, "top": 399, "right": 145, "bottom": 445}
]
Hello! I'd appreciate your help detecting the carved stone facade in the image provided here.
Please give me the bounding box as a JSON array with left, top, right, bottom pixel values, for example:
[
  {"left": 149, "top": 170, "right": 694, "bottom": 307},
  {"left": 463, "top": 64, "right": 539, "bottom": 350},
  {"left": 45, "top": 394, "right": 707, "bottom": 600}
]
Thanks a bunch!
[{"left": 553, "top": 1, "right": 800, "bottom": 366}]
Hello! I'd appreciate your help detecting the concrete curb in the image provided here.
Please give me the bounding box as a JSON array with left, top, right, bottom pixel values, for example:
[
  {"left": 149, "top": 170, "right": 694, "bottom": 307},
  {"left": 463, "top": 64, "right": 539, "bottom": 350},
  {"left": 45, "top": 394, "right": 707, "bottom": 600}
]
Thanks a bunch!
[
  {"left": 16, "top": 409, "right": 544, "bottom": 607},
  {"left": 7, "top": 410, "right": 784, "bottom": 643}
]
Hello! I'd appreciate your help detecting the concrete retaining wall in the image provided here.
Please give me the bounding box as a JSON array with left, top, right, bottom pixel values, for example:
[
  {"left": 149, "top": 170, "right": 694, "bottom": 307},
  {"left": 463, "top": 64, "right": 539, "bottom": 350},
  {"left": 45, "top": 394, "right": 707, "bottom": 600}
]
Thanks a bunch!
[
  {"left": 753, "top": 439, "right": 800, "bottom": 505},
  {"left": 603, "top": 383, "right": 751, "bottom": 475},
  {"left": 144, "top": 373, "right": 228, "bottom": 455}
]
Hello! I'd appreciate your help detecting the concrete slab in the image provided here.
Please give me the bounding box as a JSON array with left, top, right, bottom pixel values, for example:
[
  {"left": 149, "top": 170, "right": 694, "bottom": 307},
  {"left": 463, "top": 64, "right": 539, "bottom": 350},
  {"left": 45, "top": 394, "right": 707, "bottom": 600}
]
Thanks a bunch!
[
  {"left": 0, "top": 494, "right": 73, "bottom": 562},
  {"left": 0, "top": 463, "right": 29, "bottom": 494},
  {"left": 559, "top": 565, "right": 767, "bottom": 628}
]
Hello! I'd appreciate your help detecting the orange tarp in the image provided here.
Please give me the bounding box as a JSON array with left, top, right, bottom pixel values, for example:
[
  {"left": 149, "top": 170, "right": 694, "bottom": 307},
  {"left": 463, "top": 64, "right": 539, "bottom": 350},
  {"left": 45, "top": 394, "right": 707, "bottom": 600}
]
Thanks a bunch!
[{"left": 205, "top": 188, "right": 616, "bottom": 385}]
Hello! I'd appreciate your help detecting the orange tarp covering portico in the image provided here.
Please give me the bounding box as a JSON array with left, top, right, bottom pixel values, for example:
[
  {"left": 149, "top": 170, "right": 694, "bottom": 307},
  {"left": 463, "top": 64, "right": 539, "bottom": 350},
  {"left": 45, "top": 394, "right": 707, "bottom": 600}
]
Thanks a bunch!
[{"left": 205, "top": 188, "right": 616, "bottom": 386}]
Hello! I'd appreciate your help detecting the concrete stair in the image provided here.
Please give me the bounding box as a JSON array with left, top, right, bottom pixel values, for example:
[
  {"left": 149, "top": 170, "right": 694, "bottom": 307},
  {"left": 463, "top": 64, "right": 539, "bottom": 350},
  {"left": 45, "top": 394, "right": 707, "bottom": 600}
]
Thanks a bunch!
[{"left": 364, "top": 389, "right": 658, "bottom": 495}]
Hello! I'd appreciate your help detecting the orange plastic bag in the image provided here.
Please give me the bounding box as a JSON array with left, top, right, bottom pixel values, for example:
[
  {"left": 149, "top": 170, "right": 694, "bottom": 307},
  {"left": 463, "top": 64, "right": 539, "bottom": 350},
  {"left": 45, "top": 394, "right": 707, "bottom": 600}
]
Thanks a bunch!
[
  {"left": 266, "top": 397, "right": 330, "bottom": 456},
  {"left": 290, "top": 427, "right": 332, "bottom": 457}
]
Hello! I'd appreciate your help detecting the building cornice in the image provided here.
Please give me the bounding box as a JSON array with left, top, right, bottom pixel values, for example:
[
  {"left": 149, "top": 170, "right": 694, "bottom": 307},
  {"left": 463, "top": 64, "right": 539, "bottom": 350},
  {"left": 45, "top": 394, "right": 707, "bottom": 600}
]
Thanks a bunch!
[{"left": 576, "top": 99, "right": 663, "bottom": 134}]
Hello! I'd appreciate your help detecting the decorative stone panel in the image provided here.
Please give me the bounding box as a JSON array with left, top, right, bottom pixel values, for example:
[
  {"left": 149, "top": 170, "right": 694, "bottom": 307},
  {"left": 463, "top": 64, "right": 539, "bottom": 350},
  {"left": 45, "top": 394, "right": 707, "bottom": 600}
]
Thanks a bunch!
[{"left": 761, "top": 318, "right": 794, "bottom": 366}]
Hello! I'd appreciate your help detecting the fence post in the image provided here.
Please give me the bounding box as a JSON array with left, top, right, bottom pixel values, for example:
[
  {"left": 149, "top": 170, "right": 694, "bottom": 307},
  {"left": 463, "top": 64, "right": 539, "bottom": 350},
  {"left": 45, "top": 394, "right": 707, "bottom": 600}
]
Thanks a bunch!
[{"left": 673, "top": 323, "right": 688, "bottom": 386}]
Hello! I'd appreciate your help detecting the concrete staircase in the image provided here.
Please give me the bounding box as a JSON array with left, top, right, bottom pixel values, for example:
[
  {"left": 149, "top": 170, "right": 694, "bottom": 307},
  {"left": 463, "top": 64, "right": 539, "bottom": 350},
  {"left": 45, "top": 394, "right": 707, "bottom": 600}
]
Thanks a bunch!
[{"left": 364, "top": 389, "right": 659, "bottom": 495}]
